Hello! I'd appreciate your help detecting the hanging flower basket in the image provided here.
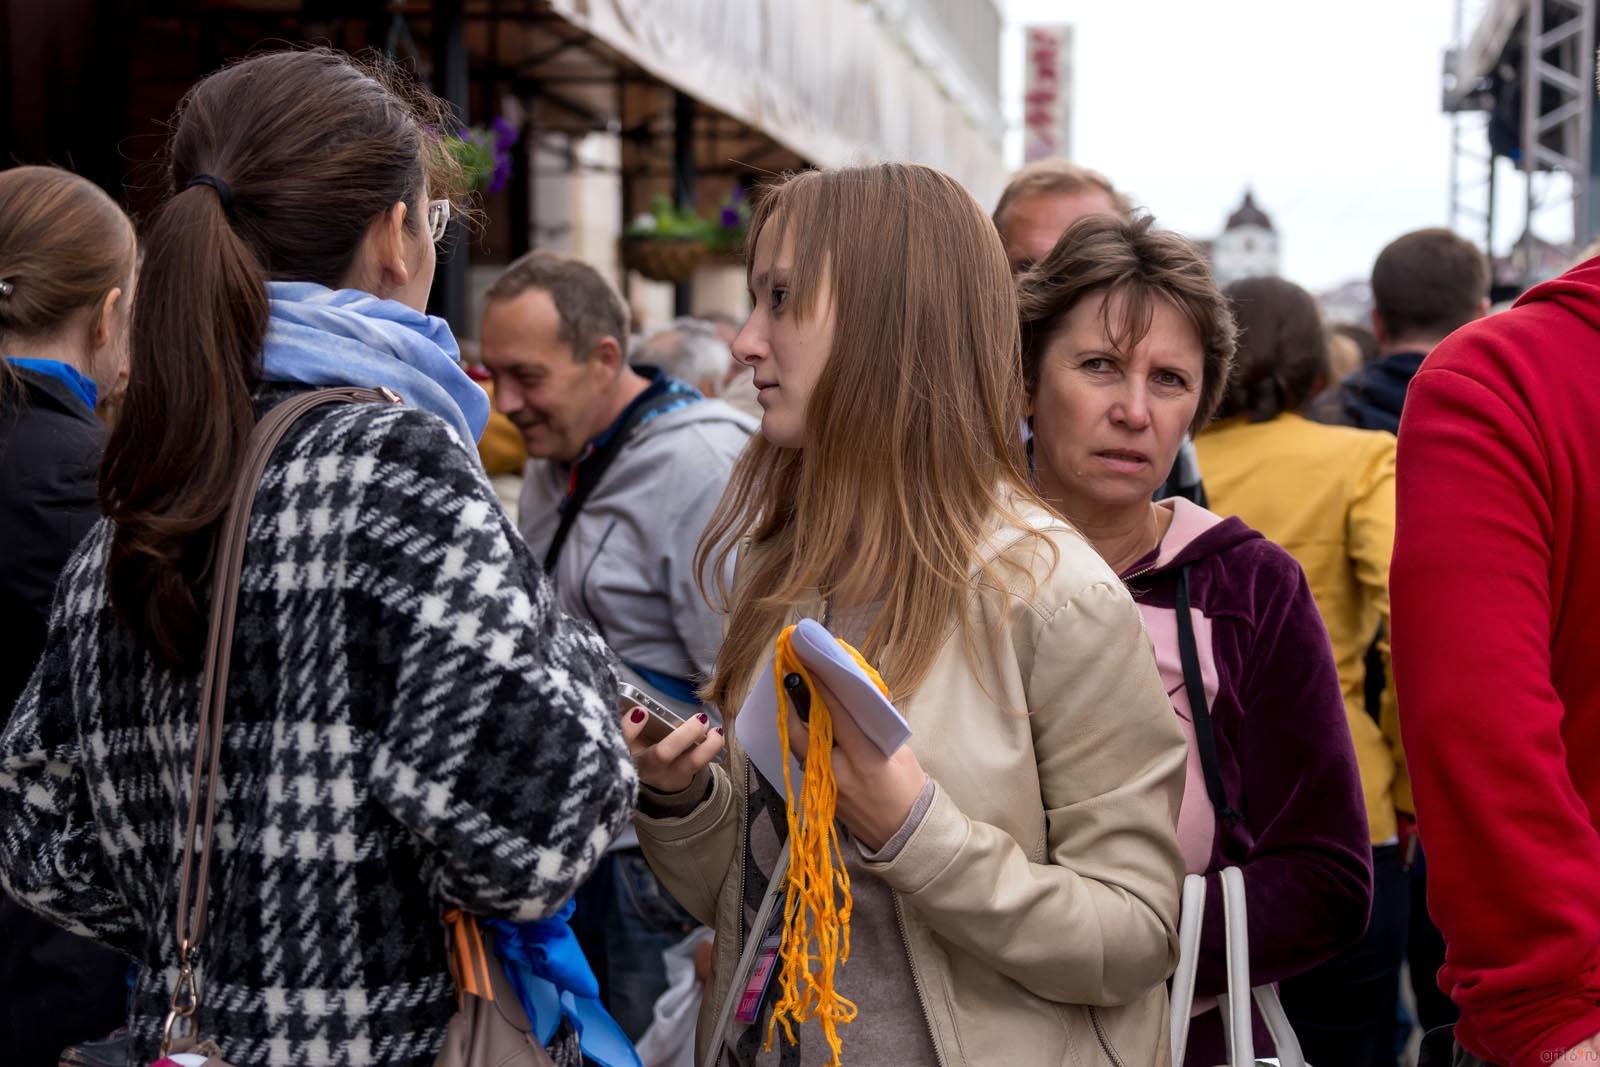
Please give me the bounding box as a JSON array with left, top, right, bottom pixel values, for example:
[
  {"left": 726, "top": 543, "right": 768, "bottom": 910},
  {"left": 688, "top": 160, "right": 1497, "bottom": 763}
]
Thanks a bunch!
[
  {"left": 624, "top": 194, "right": 719, "bottom": 283},
  {"left": 621, "top": 235, "right": 709, "bottom": 283}
]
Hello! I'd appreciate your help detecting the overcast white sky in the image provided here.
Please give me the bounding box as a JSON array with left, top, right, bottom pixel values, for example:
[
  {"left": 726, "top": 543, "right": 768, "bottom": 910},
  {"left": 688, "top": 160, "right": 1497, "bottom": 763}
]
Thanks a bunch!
[{"left": 999, "top": 0, "right": 1574, "bottom": 290}]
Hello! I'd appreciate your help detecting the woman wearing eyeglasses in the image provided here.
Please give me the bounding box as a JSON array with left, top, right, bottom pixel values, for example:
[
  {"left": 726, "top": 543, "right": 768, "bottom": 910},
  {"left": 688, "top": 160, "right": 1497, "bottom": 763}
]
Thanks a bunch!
[{"left": 0, "top": 49, "right": 636, "bottom": 1067}]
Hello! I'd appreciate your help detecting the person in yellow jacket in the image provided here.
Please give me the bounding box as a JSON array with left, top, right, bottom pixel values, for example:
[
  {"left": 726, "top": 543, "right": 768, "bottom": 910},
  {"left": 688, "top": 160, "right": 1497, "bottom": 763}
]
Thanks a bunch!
[
  {"left": 1193, "top": 275, "right": 1411, "bottom": 1065},
  {"left": 476, "top": 383, "right": 527, "bottom": 474},
  {"left": 460, "top": 349, "right": 527, "bottom": 514}
]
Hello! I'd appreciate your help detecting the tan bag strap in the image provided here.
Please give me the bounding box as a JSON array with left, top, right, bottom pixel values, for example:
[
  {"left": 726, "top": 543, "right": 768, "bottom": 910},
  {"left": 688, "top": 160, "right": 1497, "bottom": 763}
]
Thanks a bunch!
[{"left": 163, "top": 386, "right": 399, "bottom": 1053}]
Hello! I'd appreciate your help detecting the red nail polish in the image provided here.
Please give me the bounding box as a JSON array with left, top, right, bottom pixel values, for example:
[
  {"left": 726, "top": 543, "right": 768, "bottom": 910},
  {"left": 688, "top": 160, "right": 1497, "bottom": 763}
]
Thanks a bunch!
[
  {"left": 630, "top": 708, "right": 646, "bottom": 723},
  {"left": 696, "top": 713, "right": 709, "bottom": 724},
  {"left": 715, "top": 727, "right": 725, "bottom": 736}
]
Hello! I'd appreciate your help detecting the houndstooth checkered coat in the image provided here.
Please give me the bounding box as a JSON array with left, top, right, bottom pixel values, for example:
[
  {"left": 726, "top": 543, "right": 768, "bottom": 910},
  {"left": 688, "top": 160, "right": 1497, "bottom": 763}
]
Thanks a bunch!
[{"left": 0, "top": 388, "right": 638, "bottom": 1066}]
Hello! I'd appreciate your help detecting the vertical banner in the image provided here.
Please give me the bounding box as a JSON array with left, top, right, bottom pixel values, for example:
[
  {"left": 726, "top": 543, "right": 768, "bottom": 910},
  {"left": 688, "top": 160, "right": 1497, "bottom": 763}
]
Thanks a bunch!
[{"left": 1023, "top": 24, "right": 1073, "bottom": 163}]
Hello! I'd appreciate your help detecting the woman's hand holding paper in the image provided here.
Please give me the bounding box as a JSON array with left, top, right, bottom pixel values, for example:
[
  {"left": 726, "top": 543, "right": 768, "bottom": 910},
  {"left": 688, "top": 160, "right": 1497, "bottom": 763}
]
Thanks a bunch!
[{"left": 789, "top": 676, "right": 928, "bottom": 852}]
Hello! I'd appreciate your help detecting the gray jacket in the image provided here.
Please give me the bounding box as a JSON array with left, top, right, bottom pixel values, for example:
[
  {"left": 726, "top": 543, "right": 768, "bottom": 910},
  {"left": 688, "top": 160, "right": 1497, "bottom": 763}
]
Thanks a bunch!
[{"left": 519, "top": 398, "right": 755, "bottom": 709}]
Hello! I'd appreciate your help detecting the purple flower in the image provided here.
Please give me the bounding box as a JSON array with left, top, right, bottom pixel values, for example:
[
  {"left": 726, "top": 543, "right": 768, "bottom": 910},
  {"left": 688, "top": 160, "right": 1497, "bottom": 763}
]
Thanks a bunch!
[
  {"left": 480, "top": 119, "right": 521, "bottom": 194},
  {"left": 491, "top": 116, "right": 520, "bottom": 148},
  {"left": 720, "top": 206, "right": 740, "bottom": 228}
]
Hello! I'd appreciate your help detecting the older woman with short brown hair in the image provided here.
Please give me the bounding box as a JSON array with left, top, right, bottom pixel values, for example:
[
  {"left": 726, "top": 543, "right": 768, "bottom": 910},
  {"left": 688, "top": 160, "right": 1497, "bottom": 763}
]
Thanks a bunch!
[{"left": 1019, "top": 214, "right": 1373, "bottom": 1065}]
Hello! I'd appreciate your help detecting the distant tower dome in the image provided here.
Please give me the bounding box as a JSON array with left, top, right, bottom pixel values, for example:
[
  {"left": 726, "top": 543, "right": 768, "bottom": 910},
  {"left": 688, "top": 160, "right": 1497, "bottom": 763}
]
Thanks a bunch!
[
  {"left": 1210, "top": 188, "right": 1280, "bottom": 286},
  {"left": 1225, "top": 189, "right": 1274, "bottom": 232}
]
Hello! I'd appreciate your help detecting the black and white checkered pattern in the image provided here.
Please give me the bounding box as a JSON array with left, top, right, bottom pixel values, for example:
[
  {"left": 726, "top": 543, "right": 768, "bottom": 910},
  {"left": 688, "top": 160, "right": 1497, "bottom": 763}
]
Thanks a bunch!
[{"left": 0, "top": 388, "right": 637, "bottom": 1066}]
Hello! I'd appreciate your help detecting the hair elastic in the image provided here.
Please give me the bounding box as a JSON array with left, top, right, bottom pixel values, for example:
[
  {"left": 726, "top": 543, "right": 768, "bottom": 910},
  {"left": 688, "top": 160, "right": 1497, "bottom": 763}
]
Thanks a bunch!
[{"left": 186, "top": 173, "right": 234, "bottom": 213}]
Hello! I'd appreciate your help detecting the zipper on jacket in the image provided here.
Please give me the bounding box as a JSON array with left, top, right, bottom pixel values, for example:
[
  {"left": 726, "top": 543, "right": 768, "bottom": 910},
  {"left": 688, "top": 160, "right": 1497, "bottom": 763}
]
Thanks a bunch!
[
  {"left": 1086, "top": 1006, "right": 1126, "bottom": 1067},
  {"left": 1122, "top": 561, "right": 1160, "bottom": 584},
  {"left": 732, "top": 753, "right": 751, "bottom": 967},
  {"left": 891, "top": 893, "right": 949, "bottom": 1067}
]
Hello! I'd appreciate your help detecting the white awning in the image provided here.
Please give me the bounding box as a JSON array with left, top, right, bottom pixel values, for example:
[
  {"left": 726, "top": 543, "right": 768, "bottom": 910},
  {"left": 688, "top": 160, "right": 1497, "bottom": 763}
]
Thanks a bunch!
[{"left": 548, "top": 0, "right": 1009, "bottom": 206}]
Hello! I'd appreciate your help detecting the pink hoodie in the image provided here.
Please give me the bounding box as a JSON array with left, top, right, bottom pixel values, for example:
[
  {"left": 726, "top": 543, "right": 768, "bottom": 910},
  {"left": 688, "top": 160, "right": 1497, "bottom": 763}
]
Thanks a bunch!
[{"left": 1124, "top": 498, "right": 1372, "bottom": 1063}]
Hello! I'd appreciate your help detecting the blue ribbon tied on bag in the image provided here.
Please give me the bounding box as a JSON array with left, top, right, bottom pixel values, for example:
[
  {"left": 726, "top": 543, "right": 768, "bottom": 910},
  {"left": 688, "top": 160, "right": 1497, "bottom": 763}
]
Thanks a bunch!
[{"left": 485, "top": 902, "right": 642, "bottom": 1067}]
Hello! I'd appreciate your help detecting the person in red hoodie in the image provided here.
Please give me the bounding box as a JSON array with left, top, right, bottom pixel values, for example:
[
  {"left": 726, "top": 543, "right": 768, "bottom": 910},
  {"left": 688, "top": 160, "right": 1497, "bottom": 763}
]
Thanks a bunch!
[{"left": 1392, "top": 255, "right": 1600, "bottom": 1066}]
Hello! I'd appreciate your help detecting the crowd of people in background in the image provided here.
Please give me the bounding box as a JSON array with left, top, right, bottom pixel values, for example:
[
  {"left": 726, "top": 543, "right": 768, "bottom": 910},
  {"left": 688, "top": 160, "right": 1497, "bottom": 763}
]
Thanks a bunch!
[{"left": 1, "top": 43, "right": 1598, "bottom": 1067}]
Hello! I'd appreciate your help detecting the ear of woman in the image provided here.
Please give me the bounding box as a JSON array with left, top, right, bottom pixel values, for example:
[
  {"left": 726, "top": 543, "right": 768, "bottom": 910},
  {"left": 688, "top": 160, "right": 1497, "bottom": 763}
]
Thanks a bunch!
[
  {"left": 342, "top": 197, "right": 438, "bottom": 310},
  {"left": 354, "top": 200, "right": 412, "bottom": 300},
  {"left": 93, "top": 286, "right": 123, "bottom": 349},
  {"left": 90, "top": 284, "right": 132, "bottom": 403},
  {"left": 376, "top": 200, "right": 411, "bottom": 294}
]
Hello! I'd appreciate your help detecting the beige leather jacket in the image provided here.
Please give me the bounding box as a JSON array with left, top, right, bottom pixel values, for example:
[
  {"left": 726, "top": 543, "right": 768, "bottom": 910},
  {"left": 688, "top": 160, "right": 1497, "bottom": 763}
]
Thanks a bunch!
[{"left": 636, "top": 505, "right": 1188, "bottom": 1067}]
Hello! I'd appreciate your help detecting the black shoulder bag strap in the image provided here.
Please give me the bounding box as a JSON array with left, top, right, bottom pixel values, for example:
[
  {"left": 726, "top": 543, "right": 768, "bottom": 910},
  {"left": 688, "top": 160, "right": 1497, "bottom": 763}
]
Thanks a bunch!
[
  {"left": 1175, "top": 563, "right": 1244, "bottom": 827},
  {"left": 541, "top": 391, "right": 684, "bottom": 576}
]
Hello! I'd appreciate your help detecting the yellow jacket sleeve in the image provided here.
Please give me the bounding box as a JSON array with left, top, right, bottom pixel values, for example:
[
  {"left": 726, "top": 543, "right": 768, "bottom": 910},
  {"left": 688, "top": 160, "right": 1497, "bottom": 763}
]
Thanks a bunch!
[
  {"left": 1347, "top": 435, "right": 1411, "bottom": 816},
  {"left": 475, "top": 381, "right": 527, "bottom": 476}
]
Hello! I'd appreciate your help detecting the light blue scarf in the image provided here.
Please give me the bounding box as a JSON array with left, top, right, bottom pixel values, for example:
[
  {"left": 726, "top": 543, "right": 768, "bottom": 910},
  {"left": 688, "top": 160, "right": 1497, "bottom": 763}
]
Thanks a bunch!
[{"left": 262, "top": 281, "right": 489, "bottom": 446}]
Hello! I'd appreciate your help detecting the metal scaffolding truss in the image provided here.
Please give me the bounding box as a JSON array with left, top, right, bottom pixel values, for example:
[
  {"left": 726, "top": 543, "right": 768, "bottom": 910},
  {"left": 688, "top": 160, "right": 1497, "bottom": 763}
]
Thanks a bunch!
[
  {"left": 1445, "top": 0, "right": 1493, "bottom": 253},
  {"left": 1446, "top": 0, "right": 1599, "bottom": 278},
  {"left": 1448, "top": 112, "right": 1495, "bottom": 251},
  {"left": 1520, "top": 0, "right": 1595, "bottom": 179},
  {"left": 1522, "top": 0, "right": 1596, "bottom": 251}
]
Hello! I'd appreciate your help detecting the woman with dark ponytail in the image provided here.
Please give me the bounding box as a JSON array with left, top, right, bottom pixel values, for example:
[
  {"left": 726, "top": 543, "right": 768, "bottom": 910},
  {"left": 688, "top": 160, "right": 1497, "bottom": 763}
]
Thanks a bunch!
[{"left": 0, "top": 49, "right": 635, "bottom": 1067}]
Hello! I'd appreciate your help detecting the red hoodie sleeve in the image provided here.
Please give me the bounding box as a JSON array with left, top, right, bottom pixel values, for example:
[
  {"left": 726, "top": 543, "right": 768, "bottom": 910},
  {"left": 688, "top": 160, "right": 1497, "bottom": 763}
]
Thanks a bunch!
[{"left": 1393, "top": 363, "right": 1600, "bottom": 1067}]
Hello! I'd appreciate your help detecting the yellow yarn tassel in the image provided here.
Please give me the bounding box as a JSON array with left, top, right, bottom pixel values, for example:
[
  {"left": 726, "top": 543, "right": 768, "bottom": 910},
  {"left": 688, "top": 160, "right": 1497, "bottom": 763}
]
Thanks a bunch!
[{"left": 763, "top": 624, "right": 891, "bottom": 1065}]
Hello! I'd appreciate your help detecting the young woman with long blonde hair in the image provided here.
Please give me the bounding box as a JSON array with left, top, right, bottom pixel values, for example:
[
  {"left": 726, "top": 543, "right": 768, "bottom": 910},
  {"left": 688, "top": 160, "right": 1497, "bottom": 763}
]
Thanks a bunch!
[{"left": 621, "top": 163, "right": 1189, "bottom": 1066}]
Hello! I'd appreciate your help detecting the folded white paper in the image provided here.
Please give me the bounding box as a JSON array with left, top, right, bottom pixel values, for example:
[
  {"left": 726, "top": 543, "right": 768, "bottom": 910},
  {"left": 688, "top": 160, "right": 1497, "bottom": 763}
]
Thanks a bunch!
[{"left": 734, "top": 618, "right": 911, "bottom": 793}]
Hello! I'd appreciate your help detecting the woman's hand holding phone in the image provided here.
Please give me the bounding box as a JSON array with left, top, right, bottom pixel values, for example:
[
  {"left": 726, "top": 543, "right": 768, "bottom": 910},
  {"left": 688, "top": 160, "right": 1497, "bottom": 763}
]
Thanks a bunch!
[{"left": 621, "top": 706, "right": 725, "bottom": 794}]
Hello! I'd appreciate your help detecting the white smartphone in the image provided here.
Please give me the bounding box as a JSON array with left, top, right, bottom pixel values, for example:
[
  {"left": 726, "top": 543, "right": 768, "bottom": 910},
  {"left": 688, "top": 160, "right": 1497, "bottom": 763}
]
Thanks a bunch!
[{"left": 618, "top": 681, "right": 689, "bottom": 745}]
